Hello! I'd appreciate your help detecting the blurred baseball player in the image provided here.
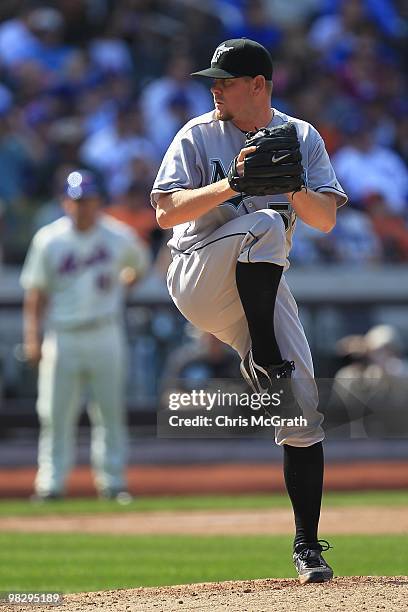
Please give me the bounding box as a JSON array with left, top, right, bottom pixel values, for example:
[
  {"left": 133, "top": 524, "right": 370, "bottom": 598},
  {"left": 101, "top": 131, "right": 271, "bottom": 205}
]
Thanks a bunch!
[
  {"left": 152, "top": 39, "right": 347, "bottom": 583},
  {"left": 21, "top": 170, "right": 149, "bottom": 501}
]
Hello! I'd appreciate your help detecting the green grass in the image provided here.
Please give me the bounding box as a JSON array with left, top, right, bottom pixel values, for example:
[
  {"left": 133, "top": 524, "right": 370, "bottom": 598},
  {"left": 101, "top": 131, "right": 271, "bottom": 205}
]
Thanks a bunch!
[
  {"left": 0, "top": 533, "right": 406, "bottom": 593},
  {"left": 0, "top": 490, "right": 407, "bottom": 517}
]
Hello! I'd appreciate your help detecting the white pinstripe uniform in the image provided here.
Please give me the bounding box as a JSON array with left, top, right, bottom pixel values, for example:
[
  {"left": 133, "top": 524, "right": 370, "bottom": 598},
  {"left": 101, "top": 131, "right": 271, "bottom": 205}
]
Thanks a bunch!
[{"left": 152, "top": 108, "right": 347, "bottom": 446}]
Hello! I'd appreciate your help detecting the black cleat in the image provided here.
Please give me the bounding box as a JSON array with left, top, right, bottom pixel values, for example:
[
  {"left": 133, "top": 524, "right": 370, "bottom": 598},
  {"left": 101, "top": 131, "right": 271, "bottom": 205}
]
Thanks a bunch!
[
  {"left": 240, "top": 349, "right": 295, "bottom": 394},
  {"left": 240, "top": 349, "right": 298, "bottom": 417},
  {"left": 293, "top": 540, "right": 334, "bottom": 584}
]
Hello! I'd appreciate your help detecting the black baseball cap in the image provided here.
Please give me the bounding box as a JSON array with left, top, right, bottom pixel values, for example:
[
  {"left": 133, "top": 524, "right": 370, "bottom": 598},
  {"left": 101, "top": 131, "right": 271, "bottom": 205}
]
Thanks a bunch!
[{"left": 191, "top": 38, "right": 273, "bottom": 80}]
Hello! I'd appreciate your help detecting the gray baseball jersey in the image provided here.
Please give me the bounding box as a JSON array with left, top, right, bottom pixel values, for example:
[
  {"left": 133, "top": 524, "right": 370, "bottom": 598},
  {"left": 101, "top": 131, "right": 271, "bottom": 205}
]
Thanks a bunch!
[
  {"left": 152, "top": 108, "right": 347, "bottom": 263},
  {"left": 151, "top": 108, "right": 347, "bottom": 447}
]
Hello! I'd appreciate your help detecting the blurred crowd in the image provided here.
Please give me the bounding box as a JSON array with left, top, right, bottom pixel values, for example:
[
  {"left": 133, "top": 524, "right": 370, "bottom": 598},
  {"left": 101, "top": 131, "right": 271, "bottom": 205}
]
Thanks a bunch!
[
  {"left": 0, "top": 0, "right": 406, "bottom": 266},
  {"left": 329, "top": 324, "right": 408, "bottom": 437}
]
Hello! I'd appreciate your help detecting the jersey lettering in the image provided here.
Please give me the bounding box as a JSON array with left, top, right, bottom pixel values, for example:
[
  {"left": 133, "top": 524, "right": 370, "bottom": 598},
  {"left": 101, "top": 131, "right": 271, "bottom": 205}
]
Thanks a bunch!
[
  {"left": 267, "top": 202, "right": 294, "bottom": 231},
  {"left": 58, "top": 245, "right": 111, "bottom": 276},
  {"left": 211, "top": 159, "right": 228, "bottom": 184},
  {"left": 95, "top": 272, "right": 112, "bottom": 291},
  {"left": 210, "top": 159, "right": 242, "bottom": 209}
]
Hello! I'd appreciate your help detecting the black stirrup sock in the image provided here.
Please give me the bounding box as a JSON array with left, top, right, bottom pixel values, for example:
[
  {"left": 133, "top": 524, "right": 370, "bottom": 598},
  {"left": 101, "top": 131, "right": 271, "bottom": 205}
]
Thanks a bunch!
[
  {"left": 236, "top": 261, "right": 283, "bottom": 365},
  {"left": 283, "top": 442, "right": 324, "bottom": 548}
]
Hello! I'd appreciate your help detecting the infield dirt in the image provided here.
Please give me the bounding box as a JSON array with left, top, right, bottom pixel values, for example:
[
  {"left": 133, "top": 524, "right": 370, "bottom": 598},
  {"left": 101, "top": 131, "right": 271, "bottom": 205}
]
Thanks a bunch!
[
  {"left": 1, "top": 505, "right": 408, "bottom": 535},
  {"left": 2, "top": 577, "right": 407, "bottom": 612}
]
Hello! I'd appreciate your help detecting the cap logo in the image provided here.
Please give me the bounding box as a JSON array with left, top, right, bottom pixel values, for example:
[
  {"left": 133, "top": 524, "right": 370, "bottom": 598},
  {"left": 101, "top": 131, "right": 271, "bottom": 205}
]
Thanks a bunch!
[{"left": 211, "top": 43, "right": 234, "bottom": 64}]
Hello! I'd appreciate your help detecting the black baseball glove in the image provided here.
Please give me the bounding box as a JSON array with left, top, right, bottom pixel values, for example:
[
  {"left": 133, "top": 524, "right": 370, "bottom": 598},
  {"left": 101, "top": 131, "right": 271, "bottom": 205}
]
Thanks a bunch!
[{"left": 227, "top": 122, "right": 305, "bottom": 197}]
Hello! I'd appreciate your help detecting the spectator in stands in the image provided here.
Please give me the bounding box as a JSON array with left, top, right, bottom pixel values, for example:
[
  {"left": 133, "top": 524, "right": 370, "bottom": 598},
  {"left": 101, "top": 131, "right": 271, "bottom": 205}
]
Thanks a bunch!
[
  {"left": 181, "top": 5, "right": 226, "bottom": 70},
  {"left": 0, "top": 3, "right": 38, "bottom": 68},
  {"left": 104, "top": 181, "right": 158, "bottom": 247},
  {"left": 76, "top": 75, "right": 118, "bottom": 137},
  {"left": 336, "top": 26, "right": 391, "bottom": 103},
  {"left": 330, "top": 324, "right": 408, "bottom": 437},
  {"left": 160, "top": 328, "right": 241, "bottom": 402},
  {"left": 364, "top": 325, "right": 408, "bottom": 377},
  {"left": 394, "top": 115, "right": 408, "bottom": 165},
  {"left": 329, "top": 333, "right": 369, "bottom": 438},
  {"left": 80, "top": 101, "right": 158, "bottom": 197},
  {"left": 291, "top": 208, "right": 383, "bottom": 265},
  {"left": 112, "top": 1, "right": 182, "bottom": 88},
  {"left": 0, "top": 108, "right": 34, "bottom": 208},
  {"left": 308, "top": 0, "right": 366, "bottom": 66},
  {"left": 225, "top": 0, "right": 282, "bottom": 50},
  {"left": 334, "top": 334, "right": 368, "bottom": 378},
  {"left": 24, "top": 115, "right": 85, "bottom": 201},
  {"left": 289, "top": 220, "right": 336, "bottom": 265},
  {"left": 332, "top": 119, "right": 408, "bottom": 215},
  {"left": 140, "top": 54, "right": 212, "bottom": 155},
  {"left": 331, "top": 208, "right": 383, "bottom": 264},
  {"left": 31, "top": 164, "right": 74, "bottom": 232},
  {"left": 0, "top": 196, "right": 4, "bottom": 265},
  {"left": 89, "top": 23, "right": 134, "bottom": 76},
  {"left": 265, "top": 0, "right": 321, "bottom": 28},
  {"left": 327, "top": 325, "right": 408, "bottom": 438},
  {"left": 362, "top": 324, "right": 408, "bottom": 436},
  {"left": 364, "top": 99, "right": 397, "bottom": 149},
  {"left": 364, "top": 192, "right": 408, "bottom": 262},
  {"left": 24, "top": 8, "right": 77, "bottom": 80},
  {"left": 317, "top": 0, "right": 405, "bottom": 39}
]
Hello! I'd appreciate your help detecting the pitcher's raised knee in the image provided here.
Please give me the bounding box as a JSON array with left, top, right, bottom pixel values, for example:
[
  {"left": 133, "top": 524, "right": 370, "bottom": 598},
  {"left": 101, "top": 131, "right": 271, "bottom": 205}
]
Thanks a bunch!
[{"left": 238, "top": 209, "right": 286, "bottom": 266}]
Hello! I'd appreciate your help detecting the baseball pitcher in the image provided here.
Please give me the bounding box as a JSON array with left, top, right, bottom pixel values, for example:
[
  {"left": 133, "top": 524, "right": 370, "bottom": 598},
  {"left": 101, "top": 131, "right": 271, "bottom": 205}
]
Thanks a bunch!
[{"left": 151, "top": 39, "right": 347, "bottom": 582}]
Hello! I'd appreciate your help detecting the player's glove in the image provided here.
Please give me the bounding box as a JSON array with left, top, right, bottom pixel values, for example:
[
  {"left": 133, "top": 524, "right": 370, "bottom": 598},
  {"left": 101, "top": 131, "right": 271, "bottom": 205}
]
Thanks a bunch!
[{"left": 227, "top": 122, "right": 305, "bottom": 197}]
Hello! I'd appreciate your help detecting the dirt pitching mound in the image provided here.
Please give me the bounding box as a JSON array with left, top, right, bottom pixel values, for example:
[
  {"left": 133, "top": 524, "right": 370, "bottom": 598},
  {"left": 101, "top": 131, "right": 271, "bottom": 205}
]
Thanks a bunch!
[{"left": 3, "top": 577, "right": 407, "bottom": 612}]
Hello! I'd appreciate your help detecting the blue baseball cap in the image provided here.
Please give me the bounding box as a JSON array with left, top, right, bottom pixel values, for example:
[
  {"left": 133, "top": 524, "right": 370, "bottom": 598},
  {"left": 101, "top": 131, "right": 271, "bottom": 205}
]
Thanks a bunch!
[{"left": 65, "top": 169, "right": 102, "bottom": 200}]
